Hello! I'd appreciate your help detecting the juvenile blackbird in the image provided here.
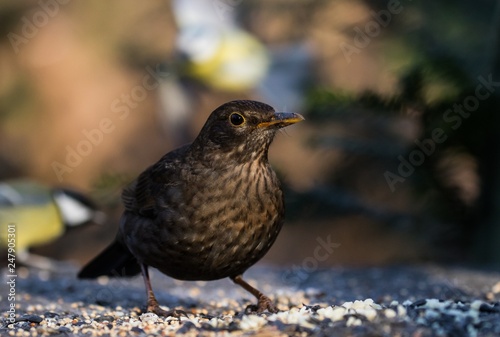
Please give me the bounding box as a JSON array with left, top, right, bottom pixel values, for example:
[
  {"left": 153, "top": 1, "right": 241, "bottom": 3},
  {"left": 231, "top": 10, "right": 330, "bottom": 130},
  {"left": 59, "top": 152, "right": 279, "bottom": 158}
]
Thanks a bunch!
[{"left": 78, "top": 100, "right": 304, "bottom": 315}]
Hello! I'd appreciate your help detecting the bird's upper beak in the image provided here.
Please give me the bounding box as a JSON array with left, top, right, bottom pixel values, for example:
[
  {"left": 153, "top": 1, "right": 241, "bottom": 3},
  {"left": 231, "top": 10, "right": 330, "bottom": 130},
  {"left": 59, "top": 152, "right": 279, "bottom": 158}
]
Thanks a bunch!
[{"left": 257, "top": 112, "right": 305, "bottom": 129}]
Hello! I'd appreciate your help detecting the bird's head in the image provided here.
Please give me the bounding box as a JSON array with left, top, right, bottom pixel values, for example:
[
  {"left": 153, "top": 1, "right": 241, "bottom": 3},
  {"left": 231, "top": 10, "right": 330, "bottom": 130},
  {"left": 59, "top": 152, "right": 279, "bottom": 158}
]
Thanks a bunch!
[
  {"left": 192, "top": 100, "right": 304, "bottom": 163},
  {"left": 52, "top": 189, "right": 106, "bottom": 227}
]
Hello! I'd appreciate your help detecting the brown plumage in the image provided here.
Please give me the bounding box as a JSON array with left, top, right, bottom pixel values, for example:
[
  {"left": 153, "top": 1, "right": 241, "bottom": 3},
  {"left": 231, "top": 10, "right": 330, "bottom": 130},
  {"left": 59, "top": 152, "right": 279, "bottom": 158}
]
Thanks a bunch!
[{"left": 78, "top": 100, "right": 304, "bottom": 315}]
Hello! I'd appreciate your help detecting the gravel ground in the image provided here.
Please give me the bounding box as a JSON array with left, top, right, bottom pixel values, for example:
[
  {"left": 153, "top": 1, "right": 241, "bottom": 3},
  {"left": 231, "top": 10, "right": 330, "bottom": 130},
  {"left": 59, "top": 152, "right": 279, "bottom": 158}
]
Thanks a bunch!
[{"left": 1, "top": 264, "right": 500, "bottom": 336}]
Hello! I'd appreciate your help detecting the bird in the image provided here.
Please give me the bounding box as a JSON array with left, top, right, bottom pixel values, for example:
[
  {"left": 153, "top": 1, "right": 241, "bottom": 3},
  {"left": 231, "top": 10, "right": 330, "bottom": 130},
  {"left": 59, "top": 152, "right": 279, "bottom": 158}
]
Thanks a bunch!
[
  {"left": 78, "top": 100, "right": 304, "bottom": 315},
  {"left": 172, "top": 0, "right": 269, "bottom": 92},
  {"left": 0, "top": 180, "right": 104, "bottom": 269},
  {"left": 157, "top": 0, "right": 270, "bottom": 144}
]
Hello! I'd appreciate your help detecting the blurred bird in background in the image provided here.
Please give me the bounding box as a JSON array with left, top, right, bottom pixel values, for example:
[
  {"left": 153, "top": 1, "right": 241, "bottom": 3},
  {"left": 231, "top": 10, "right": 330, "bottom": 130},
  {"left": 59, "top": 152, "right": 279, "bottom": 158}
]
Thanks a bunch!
[
  {"left": 0, "top": 180, "right": 105, "bottom": 270},
  {"left": 158, "top": 0, "right": 312, "bottom": 144},
  {"left": 158, "top": 0, "right": 269, "bottom": 144},
  {"left": 173, "top": 0, "right": 269, "bottom": 92}
]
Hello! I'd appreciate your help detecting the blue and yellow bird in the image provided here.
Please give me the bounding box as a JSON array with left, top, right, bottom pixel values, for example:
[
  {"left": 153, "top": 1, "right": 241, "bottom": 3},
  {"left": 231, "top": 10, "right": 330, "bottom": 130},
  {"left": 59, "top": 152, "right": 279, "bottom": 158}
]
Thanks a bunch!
[{"left": 0, "top": 180, "right": 104, "bottom": 269}]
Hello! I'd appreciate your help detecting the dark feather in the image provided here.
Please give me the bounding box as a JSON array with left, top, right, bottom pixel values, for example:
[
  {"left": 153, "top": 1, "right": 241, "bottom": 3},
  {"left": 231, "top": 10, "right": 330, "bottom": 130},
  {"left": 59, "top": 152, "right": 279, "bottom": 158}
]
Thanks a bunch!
[{"left": 78, "top": 240, "right": 141, "bottom": 278}]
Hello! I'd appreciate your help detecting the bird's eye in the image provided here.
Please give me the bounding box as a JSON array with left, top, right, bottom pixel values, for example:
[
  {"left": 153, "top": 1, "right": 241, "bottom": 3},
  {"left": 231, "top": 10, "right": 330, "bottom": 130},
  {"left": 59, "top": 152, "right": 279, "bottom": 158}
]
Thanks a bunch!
[{"left": 229, "top": 113, "right": 245, "bottom": 126}]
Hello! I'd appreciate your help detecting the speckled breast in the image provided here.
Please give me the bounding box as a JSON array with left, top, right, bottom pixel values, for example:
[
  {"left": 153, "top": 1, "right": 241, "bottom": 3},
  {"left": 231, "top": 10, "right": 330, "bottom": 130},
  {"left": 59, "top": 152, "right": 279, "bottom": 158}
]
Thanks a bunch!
[{"left": 130, "top": 162, "right": 285, "bottom": 281}]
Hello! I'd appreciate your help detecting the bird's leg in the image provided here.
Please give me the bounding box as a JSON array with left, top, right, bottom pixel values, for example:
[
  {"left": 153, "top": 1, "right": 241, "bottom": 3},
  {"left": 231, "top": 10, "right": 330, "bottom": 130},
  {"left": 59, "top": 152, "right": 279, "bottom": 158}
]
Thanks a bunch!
[
  {"left": 140, "top": 264, "right": 186, "bottom": 318},
  {"left": 141, "top": 263, "right": 165, "bottom": 314},
  {"left": 231, "top": 275, "right": 278, "bottom": 313}
]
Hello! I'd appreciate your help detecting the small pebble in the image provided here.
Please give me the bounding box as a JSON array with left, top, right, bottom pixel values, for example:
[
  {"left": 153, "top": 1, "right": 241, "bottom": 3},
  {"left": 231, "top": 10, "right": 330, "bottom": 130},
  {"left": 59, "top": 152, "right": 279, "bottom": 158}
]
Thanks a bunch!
[
  {"left": 58, "top": 326, "right": 72, "bottom": 333},
  {"left": 492, "top": 281, "right": 500, "bottom": 294},
  {"left": 239, "top": 314, "right": 267, "bottom": 330},
  {"left": 384, "top": 309, "right": 396, "bottom": 318},
  {"left": 94, "top": 315, "right": 115, "bottom": 322},
  {"left": 140, "top": 313, "right": 159, "bottom": 324},
  {"left": 16, "top": 315, "right": 43, "bottom": 324}
]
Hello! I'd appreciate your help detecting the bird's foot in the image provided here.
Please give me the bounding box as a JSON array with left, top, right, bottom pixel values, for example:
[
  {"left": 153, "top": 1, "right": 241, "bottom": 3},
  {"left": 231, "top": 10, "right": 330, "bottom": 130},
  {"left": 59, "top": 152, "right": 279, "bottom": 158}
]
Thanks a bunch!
[
  {"left": 147, "top": 305, "right": 187, "bottom": 318},
  {"left": 146, "top": 299, "right": 187, "bottom": 318},
  {"left": 142, "top": 265, "right": 188, "bottom": 318},
  {"left": 245, "top": 295, "right": 278, "bottom": 314}
]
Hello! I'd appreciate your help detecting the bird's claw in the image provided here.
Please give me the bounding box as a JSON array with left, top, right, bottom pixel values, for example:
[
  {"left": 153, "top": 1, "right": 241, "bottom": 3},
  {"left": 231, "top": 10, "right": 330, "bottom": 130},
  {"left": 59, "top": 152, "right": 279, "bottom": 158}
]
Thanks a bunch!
[
  {"left": 146, "top": 303, "right": 188, "bottom": 318},
  {"left": 245, "top": 295, "right": 278, "bottom": 314}
]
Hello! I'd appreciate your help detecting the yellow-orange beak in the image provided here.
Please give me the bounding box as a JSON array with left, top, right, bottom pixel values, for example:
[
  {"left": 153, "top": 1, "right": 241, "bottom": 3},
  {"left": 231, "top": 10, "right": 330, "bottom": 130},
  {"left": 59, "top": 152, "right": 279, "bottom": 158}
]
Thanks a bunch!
[{"left": 257, "top": 112, "right": 305, "bottom": 129}]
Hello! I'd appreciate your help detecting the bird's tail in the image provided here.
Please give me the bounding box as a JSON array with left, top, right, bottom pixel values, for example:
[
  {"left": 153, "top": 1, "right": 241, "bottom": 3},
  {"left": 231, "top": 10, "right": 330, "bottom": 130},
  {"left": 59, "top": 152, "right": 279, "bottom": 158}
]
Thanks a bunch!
[{"left": 78, "top": 240, "right": 141, "bottom": 278}]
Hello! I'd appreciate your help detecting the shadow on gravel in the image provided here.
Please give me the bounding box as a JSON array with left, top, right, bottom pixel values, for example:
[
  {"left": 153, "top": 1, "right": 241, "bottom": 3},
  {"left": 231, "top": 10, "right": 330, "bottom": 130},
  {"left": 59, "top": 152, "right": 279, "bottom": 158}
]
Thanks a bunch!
[{"left": 281, "top": 265, "right": 499, "bottom": 303}]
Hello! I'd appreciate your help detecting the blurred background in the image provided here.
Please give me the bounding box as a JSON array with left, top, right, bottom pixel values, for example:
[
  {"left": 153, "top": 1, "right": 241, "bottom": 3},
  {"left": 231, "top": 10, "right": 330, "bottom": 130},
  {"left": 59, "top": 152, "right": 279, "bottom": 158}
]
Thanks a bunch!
[{"left": 0, "top": 0, "right": 499, "bottom": 271}]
